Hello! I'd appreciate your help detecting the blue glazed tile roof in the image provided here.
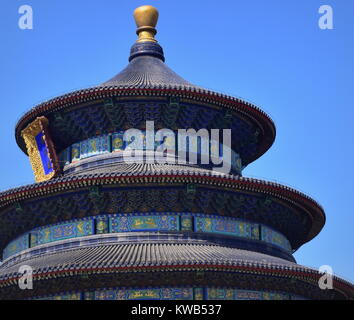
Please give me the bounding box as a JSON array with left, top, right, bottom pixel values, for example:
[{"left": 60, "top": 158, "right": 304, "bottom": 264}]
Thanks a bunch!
[
  {"left": 1, "top": 240, "right": 352, "bottom": 299},
  {"left": 102, "top": 55, "right": 199, "bottom": 90},
  {"left": 0, "top": 242, "right": 302, "bottom": 278},
  {"left": 14, "top": 41, "right": 276, "bottom": 163}
]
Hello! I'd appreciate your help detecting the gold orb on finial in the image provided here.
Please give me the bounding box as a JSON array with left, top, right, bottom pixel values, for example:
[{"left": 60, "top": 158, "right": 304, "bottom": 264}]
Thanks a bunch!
[{"left": 133, "top": 5, "right": 159, "bottom": 43}]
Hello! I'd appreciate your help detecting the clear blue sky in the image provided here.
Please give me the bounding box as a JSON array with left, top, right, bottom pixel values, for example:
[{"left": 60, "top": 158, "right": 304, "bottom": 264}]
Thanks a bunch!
[{"left": 0, "top": 0, "right": 353, "bottom": 282}]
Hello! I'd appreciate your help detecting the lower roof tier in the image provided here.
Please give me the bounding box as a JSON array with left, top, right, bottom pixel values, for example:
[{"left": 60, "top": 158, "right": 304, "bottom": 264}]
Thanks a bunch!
[
  {"left": 0, "top": 242, "right": 352, "bottom": 300},
  {"left": 0, "top": 163, "right": 325, "bottom": 252}
]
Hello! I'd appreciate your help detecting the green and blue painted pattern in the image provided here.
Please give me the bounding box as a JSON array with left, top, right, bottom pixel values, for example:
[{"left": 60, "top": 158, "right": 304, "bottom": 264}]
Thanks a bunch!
[
  {"left": 3, "top": 213, "right": 291, "bottom": 260},
  {"left": 206, "top": 288, "right": 290, "bottom": 300},
  {"left": 2, "top": 233, "right": 29, "bottom": 260},
  {"left": 261, "top": 225, "right": 291, "bottom": 252},
  {"left": 59, "top": 130, "right": 242, "bottom": 172},
  {"left": 195, "top": 216, "right": 259, "bottom": 239},
  {"left": 110, "top": 215, "right": 179, "bottom": 232},
  {"left": 93, "top": 288, "right": 194, "bottom": 300},
  {"left": 35, "top": 293, "right": 82, "bottom": 300},
  {"left": 32, "top": 287, "right": 304, "bottom": 300},
  {"left": 30, "top": 219, "right": 94, "bottom": 247}
]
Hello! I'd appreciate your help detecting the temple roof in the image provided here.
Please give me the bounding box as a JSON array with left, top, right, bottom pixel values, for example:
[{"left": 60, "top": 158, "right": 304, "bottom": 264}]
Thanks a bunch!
[
  {"left": 14, "top": 5, "right": 276, "bottom": 166},
  {"left": 100, "top": 7, "right": 204, "bottom": 90},
  {"left": 1, "top": 5, "right": 353, "bottom": 300},
  {"left": 101, "top": 45, "right": 199, "bottom": 90},
  {"left": 0, "top": 242, "right": 352, "bottom": 299},
  {"left": 0, "top": 163, "right": 325, "bottom": 250},
  {"left": 0, "top": 243, "right": 302, "bottom": 277}
]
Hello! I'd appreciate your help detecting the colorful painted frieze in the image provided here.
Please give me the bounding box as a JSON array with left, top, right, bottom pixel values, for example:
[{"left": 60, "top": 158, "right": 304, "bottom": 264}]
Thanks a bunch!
[
  {"left": 127, "top": 289, "right": 160, "bottom": 300},
  {"left": 180, "top": 215, "right": 193, "bottom": 231},
  {"left": 3, "top": 233, "right": 29, "bottom": 260},
  {"left": 83, "top": 292, "right": 95, "bottom": 300},
  {"left": 261, "top": 225, "right": 291, "bottom": 252},
  {"left": 195, "top": 216, "right": 256, "bottom": 239},
  {"left": 71, "top": 143, "right": 80, "bottom": 163},
  {"left": 60, "top": 131, "right": 242, "bottom": 176},
  {"left": 50, "top": 293, "right": 82, "bottom": 300},
  {"left": 94, "top": 290, "right": 118, "bottom": 300},
  {"left": 95, "top": 216, "right": 109, "bottom": 234},
  {"left": 161, "top": 288, "right": 194, "bottom": 300},
  {"left": 193, "top": 288, "right": 204, "bottom": 300},
  {"left": 112, "top": 132, "right": 125, "bottom": 152},
  {"left": 206, "top": 288, "right": 235, "bottom": 300},
  {"left": 110, "top": 215, "right": 179, "bottom": 233},
  {"left": 206, "top": 289, "right": 289, "bottom": 300},
  {"left": 262, "top": 292, "right": 289, "bottom": 300},
  {"left": 3, "top": 213, "right": 292, "bottom": 259},
  {"left": 235, "top": 290, "right": 263, "bottom": 300},
  {"left": 94, "top": 288, "right": 193, "bottom": 300},
  {"left": 80, "top": 135, "right": 109, "bottom": 159},
  {"left": 30, "top": 219, "right": 94, "bottom": 246}
]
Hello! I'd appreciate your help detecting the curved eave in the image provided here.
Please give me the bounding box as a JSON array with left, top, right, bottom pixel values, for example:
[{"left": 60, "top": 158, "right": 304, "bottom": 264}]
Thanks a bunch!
[
  {"left": 1, "top": 265, "right": 352, "bottom": 299},
  {"left": 15, "top": 86, "right": 276, "bottom": 164},
  {"left": 0, "top": 172, "right": 325, "bottom": 249},
  {"left": 0, "top": 244, "right": 352, "bottom": 299}
]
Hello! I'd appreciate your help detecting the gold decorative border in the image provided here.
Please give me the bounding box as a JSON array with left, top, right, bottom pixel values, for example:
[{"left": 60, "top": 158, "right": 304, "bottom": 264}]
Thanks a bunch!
[{"left": 21, "top": 116, "right": 60, "bottom": 182}]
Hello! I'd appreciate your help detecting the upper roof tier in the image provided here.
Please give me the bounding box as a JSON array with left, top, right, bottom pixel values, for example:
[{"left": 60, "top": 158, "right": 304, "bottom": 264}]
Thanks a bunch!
[
  {"left": 102, "top": 45, "right": 198, "bottom": 89},
  {"left": 102, "top": 6, "right": 198, "bottom": 88},
  {"left": 15, "top": 5, "right": 276, "bottom": 166}
]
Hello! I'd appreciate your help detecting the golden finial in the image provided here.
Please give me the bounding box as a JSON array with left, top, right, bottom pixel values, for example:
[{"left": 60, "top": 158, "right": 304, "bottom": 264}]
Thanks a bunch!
[{"left": 133, "top": 5, "right": 159, "bottom": 43}]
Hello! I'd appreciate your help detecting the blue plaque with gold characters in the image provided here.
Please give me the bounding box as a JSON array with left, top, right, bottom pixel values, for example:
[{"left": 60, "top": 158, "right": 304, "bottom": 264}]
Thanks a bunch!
[{"left": 21, "top": 116, "right": 60, "bottom": 182}]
